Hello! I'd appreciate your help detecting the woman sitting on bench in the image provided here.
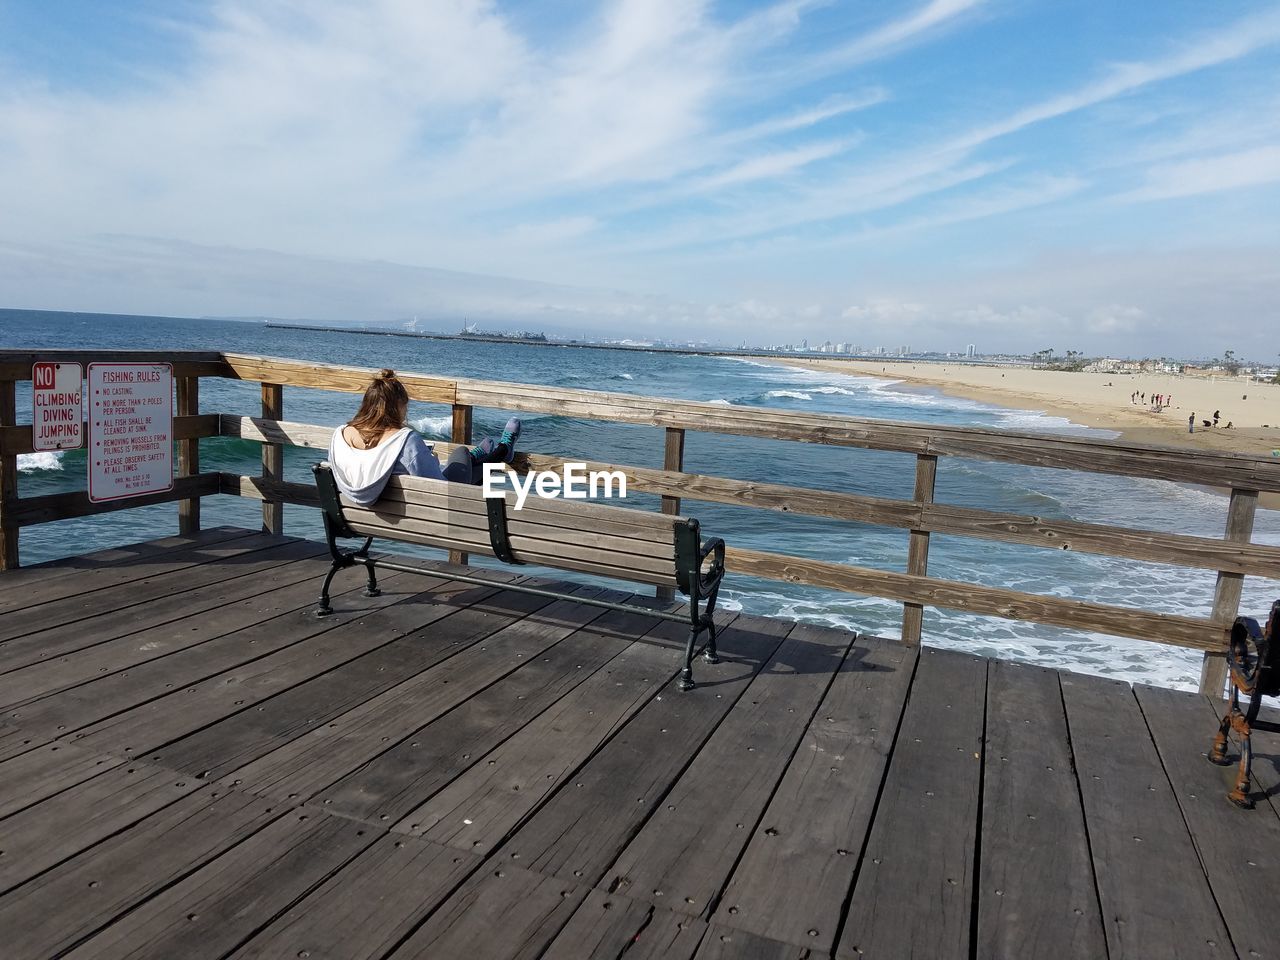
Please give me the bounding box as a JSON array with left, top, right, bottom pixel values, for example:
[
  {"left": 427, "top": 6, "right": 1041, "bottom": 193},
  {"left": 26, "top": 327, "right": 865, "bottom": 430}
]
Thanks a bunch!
[{"left": 328, "top": 368, "right": 521, "bottom": 506}]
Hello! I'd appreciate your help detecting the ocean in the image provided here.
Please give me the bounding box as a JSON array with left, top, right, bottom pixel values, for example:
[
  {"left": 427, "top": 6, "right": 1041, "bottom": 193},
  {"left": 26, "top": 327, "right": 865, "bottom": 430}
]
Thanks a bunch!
[{"left": 5, "top": 308, "right": 1279, "bottom": 691}]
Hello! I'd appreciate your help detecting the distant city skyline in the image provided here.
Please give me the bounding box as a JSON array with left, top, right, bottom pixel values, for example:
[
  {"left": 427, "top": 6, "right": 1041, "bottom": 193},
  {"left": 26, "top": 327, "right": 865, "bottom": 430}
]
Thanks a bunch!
[{"left": 1, "top": 1, "right": 1278, "bottom": 356}]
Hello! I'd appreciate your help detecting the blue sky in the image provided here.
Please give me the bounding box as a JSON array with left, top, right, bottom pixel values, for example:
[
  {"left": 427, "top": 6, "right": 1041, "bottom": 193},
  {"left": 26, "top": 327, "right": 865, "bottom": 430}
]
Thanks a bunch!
[{"left": 1, "top": 1, "right": 1278, "bottom": 356}]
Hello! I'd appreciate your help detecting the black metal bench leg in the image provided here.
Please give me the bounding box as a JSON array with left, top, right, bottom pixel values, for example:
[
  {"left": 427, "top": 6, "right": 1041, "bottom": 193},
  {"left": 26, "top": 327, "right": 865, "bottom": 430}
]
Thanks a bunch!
[
  {"left": 1209, "top": 706, "right": 1232, "bottom": 765},
  {"left": 702, "top": 619, "right": 720, "bottom": 664},
  {"left": 362, "top": 559, "right": 381, "bottom": 598},
  {"left": 315, "top": 561, "right": 341, "bottom": 618},
  {"left": 1231, "top": 732, "right": 1255, "bottom": 809},
  {"left": 679, "top": 627, "right": 698, "bottom": 692}
]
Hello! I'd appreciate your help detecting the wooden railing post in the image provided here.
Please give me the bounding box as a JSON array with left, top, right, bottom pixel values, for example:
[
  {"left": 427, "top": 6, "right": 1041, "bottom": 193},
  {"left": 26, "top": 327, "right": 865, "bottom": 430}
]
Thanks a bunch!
[
  {"left": 449, "top": 403, "right": 473, "bottom": 566},
  {"left": 657, "top": 427, "right": 686, "bottom": 603},
  {"left": 176, "top": 376, "right": 200, "bottom": 536},
  {"left": 0, "top": 379, "right": 18, "bottom": 569},
  {"left": 901, "top": 453, "right": 938, "bottom": 644},
  {"left": 1198, "top": 488, "right": 1259, "bottom": 698},
  {"left": 261, "top": 383, "right": 284, "bottom": 535}
]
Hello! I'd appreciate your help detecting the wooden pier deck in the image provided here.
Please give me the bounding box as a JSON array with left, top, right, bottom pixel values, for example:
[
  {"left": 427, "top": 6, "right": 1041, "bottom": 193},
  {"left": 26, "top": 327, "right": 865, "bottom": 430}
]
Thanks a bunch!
[{"left": 2, "top": 528, "right": 1278, "bottom": 960}]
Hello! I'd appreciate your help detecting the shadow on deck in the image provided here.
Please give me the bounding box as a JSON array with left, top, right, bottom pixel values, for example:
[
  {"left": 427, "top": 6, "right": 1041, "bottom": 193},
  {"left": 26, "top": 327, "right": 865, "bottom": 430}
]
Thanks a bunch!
[{"left": 1, "top": 527, "right": 1277, "bottom": 960}]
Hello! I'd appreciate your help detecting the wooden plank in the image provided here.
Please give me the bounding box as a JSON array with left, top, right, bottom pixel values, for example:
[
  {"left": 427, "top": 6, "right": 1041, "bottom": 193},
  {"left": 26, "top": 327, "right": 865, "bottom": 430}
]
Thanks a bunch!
[
  {"left": 1060, "top": 671, "right": 1233, "bottom": 959},
  {"left": 727, "top": 545, "right": 1225, "bottom": 651},
  {"left": 397, "top": 607, "right": 716, "bottom": 853},
  {"left": 0, "top": 534, "right": 314, "bottom": 649},
  {"left": 0, "top": 531, "right": 276, "bottom": 615},
  {"left": 221, "top": 472, "right": 321, "bottom": 508},
  {"left": 0, "top": 378, "right": 18, "bottom": 569},
  {"left": 382, "top": 863, "right": 587, "bottom": 960},
  {"left": 0, "top": 761, "right": 201, "bottom": 893},
  {"left": 1200, "top": 487, "right": 1259, "bottom": 698},
  {"left": 694, "top": 924, "right": 810, "bottom": 959},
  {"left": 0, "top": 788, "right": 282, "bottom": 960},
  {"left": 344, "top": 512, "right": 677, "bottom": 578},
  {"left": 345, "top": 518, "right": 679, "bottom": 587},
  {"left": 836, "top": 647, "right": 987, "bottom": 960},
  {"left": 0, "top": 412, "right": 219, "bottom": 457},
  {"left": 0, "top": 527, "right": 288, "bottom": 621},
  {"left": 261, "top": 382, "right": 284, "bottom": 535},
  {"left": 717, "top": 635, "right": 918, "bottom": 951},
  {"left": 220, "top": 352, "right": 456, "bottom": 403},
  {"left": 1136, "top": 683, "right": 1280, "bottom": 960},
  {"left": 540, "top": 888, "right": 656, "bottom": 959},
  {"left": 449, "top": 402, "right": 472, "bottom": 566},
  {"left": 0, "top": 349, "right": 227, "bottom": 381},
  {"left": 606, "top": 622, "right": 855, "bottom": 918},
  {"left": 901, "top": 453, "right": 936, "bottom": 644},
  {"left": 658, "top": 426, "right": 686, "bottom": 603},
  {"left": 228, "top": 834, "right": 480, "bottom": 960},
  {"left": 0, "top": 526, "right": 251, "bottom": 591},
  {"left": 0, "top": 740, "right": 124, "bottom": 818},
  {"left": 5, "top": 472, "right": 222, "bottom": 526},
  {"left": 221, "top": 414, "right": 332, "bottom": 449},
  {"left": 975, "top": 659, "right": 1106, "bottom": 960},
  {"left": 61, "top": 810, "right": 377, "bottom": 960},
  {"left": 63, "top": 574, "right": 527, "bottom": 763},
  {"left": 919, "top": 500, "right": 1280, "bottom": 578},
  {"left": 1, "top": 570, "right": 417, "bottom": 757},
  {"left": 494, "top": 615, "right": 794, "bottom": 885},
  {"left": 158, "top": 586, "right": 600, "bottom": 784},
  {"left": 176, "top": 377, "right": 202, "bottom": 534},
  {"left": 313, "top": 603, "right": 634, "bottom": 825},
  {"left": 623, "top": 907, "right": 709, "bottom": 960},
  {"left": 0, "top": 550, "right": 332, "bottom": 709},
  {"left": 0, "top": 539, "right": 325, "bottom": 679}
]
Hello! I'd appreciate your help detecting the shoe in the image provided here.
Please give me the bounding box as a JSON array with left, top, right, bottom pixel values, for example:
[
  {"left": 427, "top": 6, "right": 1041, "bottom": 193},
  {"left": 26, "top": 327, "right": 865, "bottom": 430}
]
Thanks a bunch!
[{"left": 499, "top": 417, "right": 522, "bottom": 463}]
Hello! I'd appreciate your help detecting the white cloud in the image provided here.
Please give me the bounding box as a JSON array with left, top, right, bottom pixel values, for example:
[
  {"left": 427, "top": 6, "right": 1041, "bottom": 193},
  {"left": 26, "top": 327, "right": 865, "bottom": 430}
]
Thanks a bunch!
[
  {"left": 691, "top": 138, "right": 853, "bottom": 191},
  {"left": 1122, "top": 144, "right": 1280, "bottom": 201},
  {"left": 948, "top": 7, "right": 1280, "bottom": 154},
  {"left": 803, "top": 0, "right": 987, "bottom": 76}
]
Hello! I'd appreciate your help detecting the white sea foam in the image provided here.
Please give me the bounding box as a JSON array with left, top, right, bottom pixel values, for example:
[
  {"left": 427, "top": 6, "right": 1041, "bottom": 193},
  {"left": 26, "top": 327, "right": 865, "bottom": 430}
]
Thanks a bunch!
[
  {"left": 708, "top": 398, "right": 733, "bottom": 406},
  {"left": 410, "top": 416, "right": 453, "bottom": 437},
  {"left": 766, "top": 389, "right": 812, "bottom": 401},
  {"left": 17, "top": 451, "right": 63, "bottom": 472},
  {"left": 616, "top": 372, "right": 634, "bottom": 380}
]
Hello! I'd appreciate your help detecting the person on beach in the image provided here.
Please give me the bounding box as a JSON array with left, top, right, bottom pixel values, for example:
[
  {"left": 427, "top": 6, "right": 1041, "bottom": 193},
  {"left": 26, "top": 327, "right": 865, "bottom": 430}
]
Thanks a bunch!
[
  {"left": 1189, "top": 413, "right": 1195, "bottom": 433},
  {"left": 1213, "top": 410, "right": 1220, "bottom": 427},
  {"left": 328, "top": 368, "right": 521, "bottom": 506}
]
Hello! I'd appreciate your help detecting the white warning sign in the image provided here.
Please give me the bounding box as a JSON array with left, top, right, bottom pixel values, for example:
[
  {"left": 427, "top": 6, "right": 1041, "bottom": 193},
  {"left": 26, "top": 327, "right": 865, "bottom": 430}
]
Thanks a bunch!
[
  {"left": 32, "top": 361, "right": 83, "bottom": 451},
  {"left": 87, "top": 362, "right": 174, "bottom": 503}
]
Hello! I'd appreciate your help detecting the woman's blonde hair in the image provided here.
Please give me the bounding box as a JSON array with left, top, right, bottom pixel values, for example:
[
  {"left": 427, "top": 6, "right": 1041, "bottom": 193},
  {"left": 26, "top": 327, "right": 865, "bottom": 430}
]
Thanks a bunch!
[{"left": 348, "top": 369, "right": 409, "bottom": 446}]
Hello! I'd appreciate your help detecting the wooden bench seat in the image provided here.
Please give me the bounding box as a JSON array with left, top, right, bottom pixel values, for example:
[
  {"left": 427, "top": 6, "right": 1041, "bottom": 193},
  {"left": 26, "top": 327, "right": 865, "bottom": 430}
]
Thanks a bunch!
[{"left": 312, "top": 465, "right": 726, "bottom": 690}]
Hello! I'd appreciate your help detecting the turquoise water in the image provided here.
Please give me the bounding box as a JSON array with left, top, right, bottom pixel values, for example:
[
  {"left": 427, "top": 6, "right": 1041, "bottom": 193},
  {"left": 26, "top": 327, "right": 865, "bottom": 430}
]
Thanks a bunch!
[{"left": 6, "top": 308, "right": 1279, "bottom": 690}]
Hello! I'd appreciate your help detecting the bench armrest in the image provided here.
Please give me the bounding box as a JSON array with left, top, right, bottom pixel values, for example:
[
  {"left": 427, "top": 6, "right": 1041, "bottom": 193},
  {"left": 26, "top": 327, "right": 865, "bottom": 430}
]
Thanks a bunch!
[{"left": 698, "top": 537, "right": 726, "bottom": 591}]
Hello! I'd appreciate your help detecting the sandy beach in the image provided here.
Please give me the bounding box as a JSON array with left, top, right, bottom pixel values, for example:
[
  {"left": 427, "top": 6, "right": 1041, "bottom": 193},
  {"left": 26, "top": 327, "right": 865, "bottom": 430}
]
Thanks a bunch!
[{"left": 764, "top": 356, "right": 1280, "bottom": 507}]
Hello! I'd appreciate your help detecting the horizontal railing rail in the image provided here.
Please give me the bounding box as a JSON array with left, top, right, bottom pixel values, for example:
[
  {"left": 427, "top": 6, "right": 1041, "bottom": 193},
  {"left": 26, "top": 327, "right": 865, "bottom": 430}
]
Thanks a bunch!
[{"left": 1, "top": 348, "right": 1273, "bottom": 698}]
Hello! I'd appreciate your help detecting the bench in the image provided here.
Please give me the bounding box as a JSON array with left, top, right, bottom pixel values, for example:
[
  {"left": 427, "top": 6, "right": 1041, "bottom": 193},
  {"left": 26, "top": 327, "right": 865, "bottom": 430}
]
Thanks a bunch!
[{"left": 312, "top": 463, "right": 726, "bottom": 690}]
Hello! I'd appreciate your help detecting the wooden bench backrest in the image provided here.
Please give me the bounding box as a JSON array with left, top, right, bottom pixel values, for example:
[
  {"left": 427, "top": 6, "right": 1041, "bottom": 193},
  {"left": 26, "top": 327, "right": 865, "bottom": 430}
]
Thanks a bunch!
[{"left": 336, "top": 473, "right": 692, "bottom": 589}]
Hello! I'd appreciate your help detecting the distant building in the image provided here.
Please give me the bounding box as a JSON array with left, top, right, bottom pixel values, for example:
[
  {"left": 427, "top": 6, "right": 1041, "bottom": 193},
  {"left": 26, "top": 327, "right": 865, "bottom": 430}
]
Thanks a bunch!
[{"left": 966, "top": 343, "right": 976, "bottom": 358}]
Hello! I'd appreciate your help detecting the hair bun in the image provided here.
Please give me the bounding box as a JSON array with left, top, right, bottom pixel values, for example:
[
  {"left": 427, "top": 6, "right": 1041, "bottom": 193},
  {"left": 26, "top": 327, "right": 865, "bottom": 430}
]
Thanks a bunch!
[{"left": 376, "top": 368, "right": 396, "bottom": 381}]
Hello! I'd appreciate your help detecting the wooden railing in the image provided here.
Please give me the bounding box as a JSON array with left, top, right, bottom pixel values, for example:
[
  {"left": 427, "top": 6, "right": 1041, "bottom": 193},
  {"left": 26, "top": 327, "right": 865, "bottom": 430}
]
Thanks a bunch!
[{"left": 3, "top": 349, "right": 1277, "bottom": 698}]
